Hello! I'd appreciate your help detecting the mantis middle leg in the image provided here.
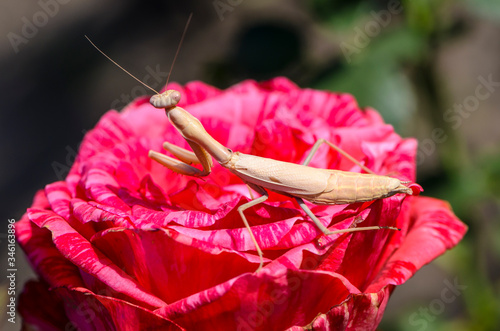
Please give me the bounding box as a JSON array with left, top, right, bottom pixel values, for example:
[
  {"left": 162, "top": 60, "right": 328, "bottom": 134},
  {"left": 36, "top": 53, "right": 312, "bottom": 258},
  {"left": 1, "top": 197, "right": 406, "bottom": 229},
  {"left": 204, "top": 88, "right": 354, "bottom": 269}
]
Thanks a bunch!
[
  {"left": 302, "top": 138, "right": 375, "bottom": 174},
  {"left": 296, "top": 138, "right": 399, "bottom": 236}
]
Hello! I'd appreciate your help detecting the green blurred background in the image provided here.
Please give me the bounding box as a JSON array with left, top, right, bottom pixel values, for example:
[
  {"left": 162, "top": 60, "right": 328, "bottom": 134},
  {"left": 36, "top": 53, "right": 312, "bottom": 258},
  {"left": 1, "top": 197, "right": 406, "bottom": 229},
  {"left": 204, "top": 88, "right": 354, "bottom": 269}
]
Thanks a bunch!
[{"left": 1, "top": 0, "right": 499, "bottom": 330}]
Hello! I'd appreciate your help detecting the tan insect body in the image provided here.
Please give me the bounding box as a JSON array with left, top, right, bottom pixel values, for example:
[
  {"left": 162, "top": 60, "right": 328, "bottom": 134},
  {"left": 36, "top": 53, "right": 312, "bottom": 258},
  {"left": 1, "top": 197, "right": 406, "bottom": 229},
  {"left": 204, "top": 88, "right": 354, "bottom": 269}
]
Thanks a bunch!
[{"left": 225, "top": 152, "right": 411, "bottom": 204}]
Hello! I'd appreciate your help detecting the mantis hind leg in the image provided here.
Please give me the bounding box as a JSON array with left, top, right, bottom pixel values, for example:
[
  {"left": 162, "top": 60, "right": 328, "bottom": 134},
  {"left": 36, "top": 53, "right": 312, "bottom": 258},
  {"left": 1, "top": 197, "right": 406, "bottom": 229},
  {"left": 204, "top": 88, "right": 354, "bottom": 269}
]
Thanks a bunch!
[
  {"left": 302, "top": 138, "right": 375, "bottom": 175},
  {"left": 295, "top": 197, "right": 331, "bottom": 234},
  {"left": 299, "top": 141, "right": 400, "bottom": 236},
  {"left": 295, "top": 197, "right": 399, "bottom": 237}
]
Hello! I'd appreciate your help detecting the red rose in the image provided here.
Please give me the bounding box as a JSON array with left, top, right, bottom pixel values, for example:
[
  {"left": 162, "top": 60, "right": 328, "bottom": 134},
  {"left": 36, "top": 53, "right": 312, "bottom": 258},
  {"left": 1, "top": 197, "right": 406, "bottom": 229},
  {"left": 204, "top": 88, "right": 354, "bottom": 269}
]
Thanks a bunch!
[{"left": 17, "top": 77, "right": 466, "bottom": 330}]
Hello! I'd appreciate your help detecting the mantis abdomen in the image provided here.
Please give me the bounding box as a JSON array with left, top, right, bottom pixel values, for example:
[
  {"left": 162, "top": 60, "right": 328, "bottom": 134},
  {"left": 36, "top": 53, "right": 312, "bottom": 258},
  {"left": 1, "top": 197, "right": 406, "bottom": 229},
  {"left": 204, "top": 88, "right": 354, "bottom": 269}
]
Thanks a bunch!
[{"left": 301, "top": 170, "right": 413, "bottom": 205}]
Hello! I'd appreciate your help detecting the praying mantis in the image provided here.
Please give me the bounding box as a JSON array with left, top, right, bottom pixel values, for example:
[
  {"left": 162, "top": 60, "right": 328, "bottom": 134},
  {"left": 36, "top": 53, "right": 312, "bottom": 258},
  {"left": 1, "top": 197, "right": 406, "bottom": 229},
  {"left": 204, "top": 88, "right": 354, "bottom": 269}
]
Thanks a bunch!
[
  {"left": 86, "top": 14, "right": 417, "bottom": 272},
  {"left": 147, "top": 90, "right": 414, "bottom": 272}
]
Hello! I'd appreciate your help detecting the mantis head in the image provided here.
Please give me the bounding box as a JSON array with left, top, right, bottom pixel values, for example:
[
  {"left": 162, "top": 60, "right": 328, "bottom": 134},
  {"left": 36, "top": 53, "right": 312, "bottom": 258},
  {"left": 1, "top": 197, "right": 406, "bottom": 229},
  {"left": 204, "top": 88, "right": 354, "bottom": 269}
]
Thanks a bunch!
[{"left": 150, "top": 90, "right": 182, "bottom": 109}]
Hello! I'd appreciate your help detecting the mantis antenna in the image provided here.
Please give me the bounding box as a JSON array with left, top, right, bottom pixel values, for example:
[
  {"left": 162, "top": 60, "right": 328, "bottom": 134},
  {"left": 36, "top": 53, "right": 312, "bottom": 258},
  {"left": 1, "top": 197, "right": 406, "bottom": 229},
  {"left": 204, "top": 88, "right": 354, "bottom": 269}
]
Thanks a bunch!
[
  {"left": 164, "top": 12, "right": 193, "bottom": 87},
  {"left": 85, "top": 35, "right": 159, "bottom": 94},
  {"left": 85, "top": 12, "right": 193, "bottom": 95}
]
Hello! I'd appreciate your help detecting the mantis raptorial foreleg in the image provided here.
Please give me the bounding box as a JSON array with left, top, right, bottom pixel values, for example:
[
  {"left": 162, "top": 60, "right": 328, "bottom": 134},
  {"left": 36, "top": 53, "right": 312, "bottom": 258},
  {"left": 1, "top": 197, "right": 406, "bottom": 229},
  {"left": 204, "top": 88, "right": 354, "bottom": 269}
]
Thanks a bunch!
[
  {"left": 149, "top": 149, "right": 204, "bottom": 177},
  {"left": 149, "top": 140, "right": 213, "bottom": 177},
  {"left": 163, "top": 141, "right": 201, "bottom": 165}
]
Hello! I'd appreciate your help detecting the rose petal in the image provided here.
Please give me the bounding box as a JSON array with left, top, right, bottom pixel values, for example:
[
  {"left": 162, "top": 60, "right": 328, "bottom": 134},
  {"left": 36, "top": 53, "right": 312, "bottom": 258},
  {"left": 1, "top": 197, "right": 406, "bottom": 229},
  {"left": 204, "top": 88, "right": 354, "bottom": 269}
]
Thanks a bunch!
[
  {"left": 367, "top": 196, "right": 467, "bottom": 290},
  {"left": 27, "top": 208, "right": 166, "bottom": 308},
  {"left": 54, "top": 286, "right": 182, "bottom": 331},
  {"left": 157, "top": 268, "right": 360, "bottom": 330}
]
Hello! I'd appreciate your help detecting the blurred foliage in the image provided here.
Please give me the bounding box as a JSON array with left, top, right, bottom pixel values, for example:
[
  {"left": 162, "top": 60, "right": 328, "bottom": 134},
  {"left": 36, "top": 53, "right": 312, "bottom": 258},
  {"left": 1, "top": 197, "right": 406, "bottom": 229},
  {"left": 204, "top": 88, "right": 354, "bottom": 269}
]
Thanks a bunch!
[
  {"left": 467, "top": 0, "right": 500, "bottom": 20},
  {"left": 313, "top": 25, "right": 424, "bottom": 131}
]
